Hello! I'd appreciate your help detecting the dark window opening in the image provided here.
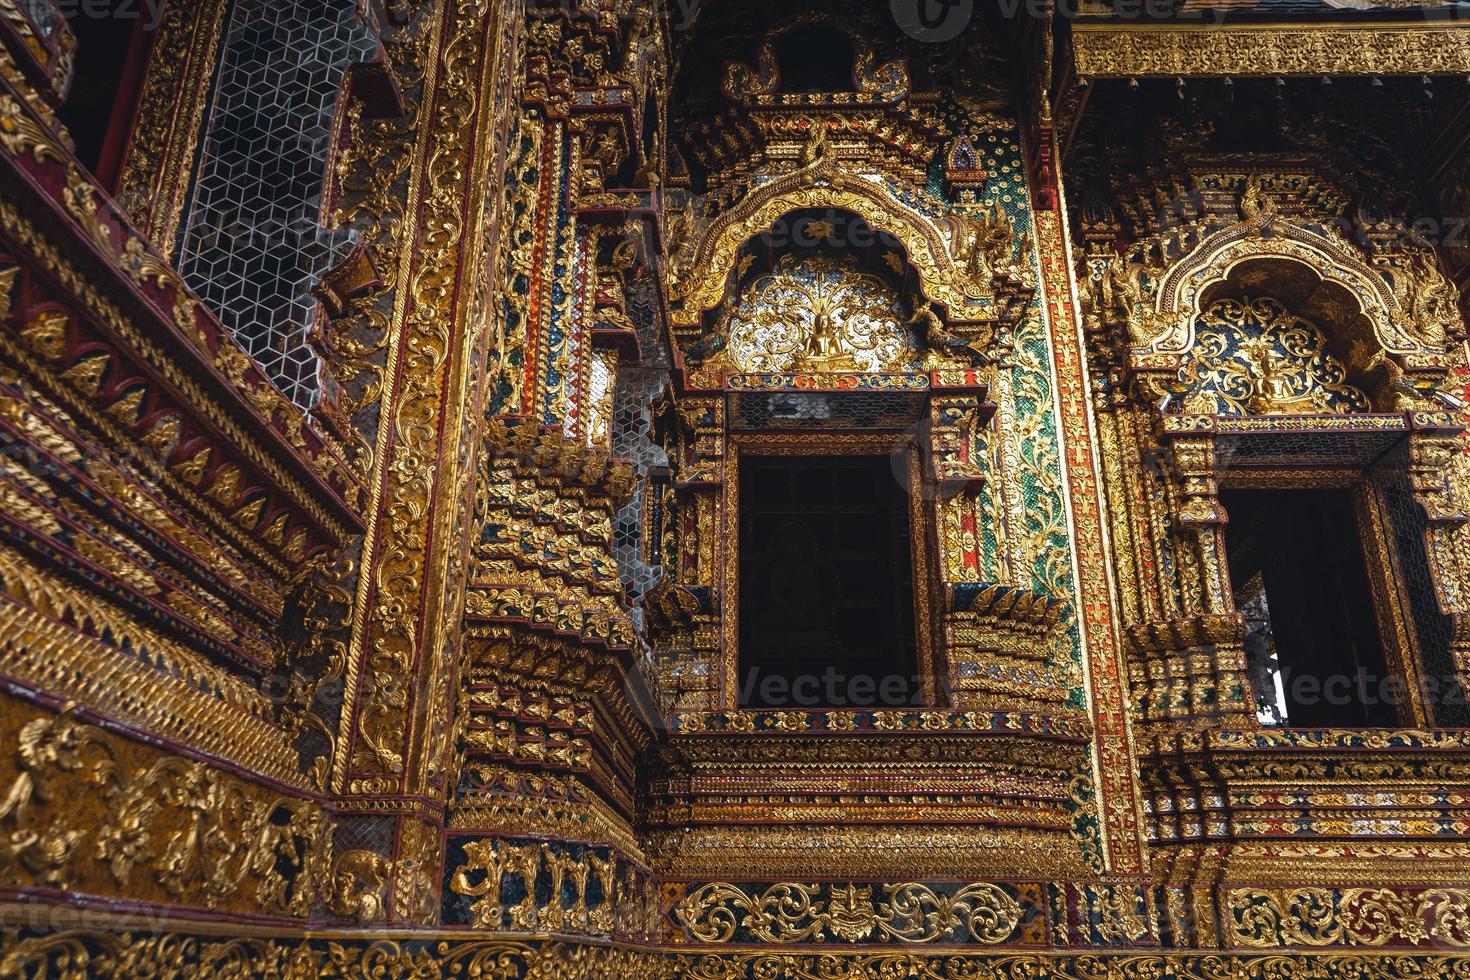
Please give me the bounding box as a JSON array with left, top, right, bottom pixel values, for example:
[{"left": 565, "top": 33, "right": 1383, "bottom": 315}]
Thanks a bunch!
[
  {"left": 774, "top": 24, "right": 855, "bottom": 93},
  {"left": 738, "top": 455, "right": 920, "bottom": 708},
  {"left": 1223, "top": 488, "right": 1397, "bottom": 727},
  {"left": 56, "top": 1, "right": 153, "bottom": 188}
]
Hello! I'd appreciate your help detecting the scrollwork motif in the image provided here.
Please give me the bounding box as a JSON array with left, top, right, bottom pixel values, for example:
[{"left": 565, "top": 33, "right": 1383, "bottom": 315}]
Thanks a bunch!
[
  {"left": 3, "top": 928, "right": 1468, "bottom": 978},
  {"left": 673, "top": 881, "right": 1025, "bottom": 945},
  {"left": 720, "top": 254, "right": 919, "bottom": 373},
  {"left": 0, "top": 706, "right": 329, "bottom": 914},
  {"left": 1229, "top": 887, "right": 1470, "bottom": 948},
  {"left": 1180, "top": 296, "right": 1369, "bottom": 416}
]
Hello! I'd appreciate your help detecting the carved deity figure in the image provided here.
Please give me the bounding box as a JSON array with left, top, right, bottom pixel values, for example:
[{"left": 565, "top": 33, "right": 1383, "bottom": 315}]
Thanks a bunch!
[
  {"left": 1397, "top": 248, "right": 1463, "bottom": 350},
  {"left": 800, "top": 306, "right": 852, "bottom": 369},
  {"left": 946, "top": 200, "right": 1015, "bottom": 297},
  {"left": 1246, "top": 354, "right": 1320, "bottom": 414}
]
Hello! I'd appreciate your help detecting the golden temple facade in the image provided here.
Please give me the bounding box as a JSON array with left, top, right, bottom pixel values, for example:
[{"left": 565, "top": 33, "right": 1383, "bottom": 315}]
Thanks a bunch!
[{"left": 1, "top": 0, "right": 1470, "bottom": 975}]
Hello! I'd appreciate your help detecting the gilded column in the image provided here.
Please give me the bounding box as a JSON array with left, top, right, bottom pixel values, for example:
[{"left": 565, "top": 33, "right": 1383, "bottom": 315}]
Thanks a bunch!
[
  {"left": 332, "top": 0, "right": 525, "bottom": 924},
  {"left": 1029, "top": 122, "right": 1150, "bottom": 885}
]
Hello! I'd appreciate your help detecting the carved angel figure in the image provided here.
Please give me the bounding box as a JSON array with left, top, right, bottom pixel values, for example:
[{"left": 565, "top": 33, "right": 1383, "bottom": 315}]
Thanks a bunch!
[{"left": 947, "top": 200, "right": 1016, "bottom": 296}]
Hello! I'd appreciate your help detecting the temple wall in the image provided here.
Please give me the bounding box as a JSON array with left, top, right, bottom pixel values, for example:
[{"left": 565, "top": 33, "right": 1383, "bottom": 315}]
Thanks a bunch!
[{"left": 1, "top": 0, "right": 1470, "bottom": 972}]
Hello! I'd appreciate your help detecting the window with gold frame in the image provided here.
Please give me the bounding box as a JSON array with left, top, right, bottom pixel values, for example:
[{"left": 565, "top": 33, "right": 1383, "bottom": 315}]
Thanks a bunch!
[{"left": 720, "top": 432, "right": 942, "bottom": 711}]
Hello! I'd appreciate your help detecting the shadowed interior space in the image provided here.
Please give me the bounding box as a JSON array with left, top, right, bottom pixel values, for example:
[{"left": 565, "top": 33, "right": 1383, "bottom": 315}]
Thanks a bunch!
[
  {"left": 738, "top": 454, "right": 919, "bottom": 708},
  {"left": 1223, "top": 487, "right": 1396, "bottom": 727}
]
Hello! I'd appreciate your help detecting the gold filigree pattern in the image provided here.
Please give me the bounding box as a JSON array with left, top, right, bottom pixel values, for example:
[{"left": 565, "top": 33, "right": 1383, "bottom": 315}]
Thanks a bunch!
[
  {"left": 1230, "top": 887, "right": 1470, "bottom": 948},
  {"left": 1181, "top": 296, "right": 1369, "bottom": 416},
  {"left": 1072, "top": 25, "right": 1470, "bottom": 79},
  {"left": 673, "top": 881, "right": 1025, "bottom": 945},
  {"left": 719, "top": 254, "right": 919, "bottom": 373},
  {"left": 8, "top": 928, "right": 1470, "bottom": 979}
]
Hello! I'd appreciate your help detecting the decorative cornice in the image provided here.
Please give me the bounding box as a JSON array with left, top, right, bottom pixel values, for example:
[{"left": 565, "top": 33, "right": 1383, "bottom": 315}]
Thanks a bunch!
[
  {"left": 1071, "top": 23, "right": 1470, "bottom": 79},
  {"left": 0, "top": 82, "right": 365, "bottom": 557}
]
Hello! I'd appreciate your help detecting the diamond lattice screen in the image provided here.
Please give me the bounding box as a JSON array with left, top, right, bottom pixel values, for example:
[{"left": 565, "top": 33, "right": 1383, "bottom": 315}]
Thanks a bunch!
[{"left": 177, "top": 0, "right": 377, "bottom": 407}]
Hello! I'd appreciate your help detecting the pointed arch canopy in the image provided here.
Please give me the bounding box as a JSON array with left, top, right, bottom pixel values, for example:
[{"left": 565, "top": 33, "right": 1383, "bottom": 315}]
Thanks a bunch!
[
  {"left": 1144, "top": 219, "right": 1431, "bottom": 359},
  {"left": 670, "top": 165, "right": 977, "bottom": 331}
]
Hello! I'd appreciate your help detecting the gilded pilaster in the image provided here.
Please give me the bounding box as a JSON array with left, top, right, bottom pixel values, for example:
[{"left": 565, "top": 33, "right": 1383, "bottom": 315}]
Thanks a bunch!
[
  {"left": 113, "top": 0, "right": 230, "bottom": 254},
  {"left": 330, "top": 0, "right": 528, "bottom": 924}
]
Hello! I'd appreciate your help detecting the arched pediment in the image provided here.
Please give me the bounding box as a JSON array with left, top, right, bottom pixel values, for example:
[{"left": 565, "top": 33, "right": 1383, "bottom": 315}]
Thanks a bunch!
[
  {"left": 669, "top": 165, "right": 974, "bottom": 330},
  {"left": 1145, "top": 220, "right": 1429, "bottom": 358}
]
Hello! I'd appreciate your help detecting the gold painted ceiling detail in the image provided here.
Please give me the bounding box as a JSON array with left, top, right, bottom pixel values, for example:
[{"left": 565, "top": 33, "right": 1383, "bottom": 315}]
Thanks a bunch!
[{"left": 1071, "top": 25, "right": 1470, "bottom": 79}]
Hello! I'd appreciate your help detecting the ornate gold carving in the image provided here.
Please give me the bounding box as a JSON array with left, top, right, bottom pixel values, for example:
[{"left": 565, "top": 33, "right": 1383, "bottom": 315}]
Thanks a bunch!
[
  {"left": 671, "top": 169, "right": 969, "bottom": 327},
  {"left": 1085, "top": 885, "right": 1150, "bottom": 945},
  {"left": 0, "top": 543, "right": 304, "bottom": 785},
  {"left": 0, "top": 92, "right": 60, "bottom": 164},
  {"left": 4, "top": 0, "right": 1470, "bottom": 960},
  {"left": 391, "top": 816, "right": 440, "bottom": 925},
  {"left": 8, "top": 928, "right": 1470, "bottom": 978},
  {"left": 0, "top": 197, "right": 352, "bottom": 565},
  {"left": 1072, "top": 25, "right": 1470, "bottom": 79},
  {"left": 339, "top": 0, "right": 511, "bottom": 800},
  {"left": 449, "top": 837, "right": 650, "bottom": 938},
  {"left": 944, "top": 199, "right": 1022, "bottom": 301},
  {"left": 1230, "top": 887, "right": 1470, "bottom": 948},
  {"left": 0, "top": 706, "right": 110, "bottom": 886},
  {"left": 673, "top": 881, "right": 1025, "bottom": 945},
  {"left": 328, "top": 849, "right": 390, "bottom": 923},
  {"left": 114, "top": 0, "right": 231, "bottom": 252},
  {"left": 644, "top": 824, "right": 1088, "bottom": 882},
  {"left": 1389, "top": 246, "right": 1465, "bottom": 351},
  {"left": 719, "top": 253, "right": 919, "bottom": 373},
  {"left": 1181, "top": 296, "right": 1369, "bottom": 416},
  {"left": 1153, "top": 221, "right": 1421, "bottom": 357},
  {"left": 0, "top": 703, "right": 328, "bottom": 914}
]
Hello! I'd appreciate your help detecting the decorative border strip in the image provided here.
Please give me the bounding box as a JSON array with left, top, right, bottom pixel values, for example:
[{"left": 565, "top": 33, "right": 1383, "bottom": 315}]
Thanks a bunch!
[
  {"left": 1072, "top": 24, "right": 1470, "bottom": 79},
  {"left": 1031, "top": 140, "right": 1146, "bottom": 875},
  {"left": 670, "top": 881, "right": 1037, "bottom": 946},
  {"left": 7, "top": 927, "right": 1470, "bottom": 978},
  {"left": 668, "top": 708, "right": 1091, "bottom": 737}
]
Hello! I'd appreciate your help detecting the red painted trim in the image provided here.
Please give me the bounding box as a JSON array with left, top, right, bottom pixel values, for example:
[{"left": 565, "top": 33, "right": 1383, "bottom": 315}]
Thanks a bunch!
[{"left": 94, "top": 13, "right": 158, "bottom": 194}]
